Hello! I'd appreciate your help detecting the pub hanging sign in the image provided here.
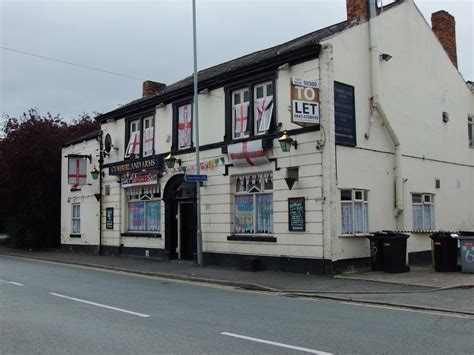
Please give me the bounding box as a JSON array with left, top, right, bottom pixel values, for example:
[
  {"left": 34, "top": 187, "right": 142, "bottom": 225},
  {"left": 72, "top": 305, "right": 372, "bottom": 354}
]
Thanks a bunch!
[
  {"left": 291, "top": 77, "right": 320, "bottom": 126},
  {"left": 108, "top": 156, "right": 163, "bottom": 176}
]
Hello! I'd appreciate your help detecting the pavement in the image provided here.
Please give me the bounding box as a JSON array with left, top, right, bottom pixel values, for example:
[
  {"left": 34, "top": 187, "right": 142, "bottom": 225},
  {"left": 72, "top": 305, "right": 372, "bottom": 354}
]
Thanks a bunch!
[{"left": 0, "top": 244, "right": 473, "bottom": 316}]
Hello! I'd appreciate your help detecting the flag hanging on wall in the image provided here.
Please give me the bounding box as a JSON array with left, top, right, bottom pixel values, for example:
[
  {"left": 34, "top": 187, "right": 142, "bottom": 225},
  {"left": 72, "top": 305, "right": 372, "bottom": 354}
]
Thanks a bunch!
[
  {"left": 68, "top": 157, "right": 87, "bottom": 185},
  {"left": 228, "top": 139, "right": 270, "bottom": 167},
  {"left": 125, "top": 131, "right": 141, "bottom": 157},
  {"left": 178, "top": 104, "right": 192, "bottom": 149},
  {"left": 256, "top": 96, "right": 273, "bottom": 132},
  {"left": 234, "top": 102, "right": 249, "bottom": 136}
]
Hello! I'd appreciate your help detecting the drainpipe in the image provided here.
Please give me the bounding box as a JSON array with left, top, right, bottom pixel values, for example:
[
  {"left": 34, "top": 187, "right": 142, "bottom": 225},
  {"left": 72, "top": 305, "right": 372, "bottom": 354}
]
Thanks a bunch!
[{"left": 368, "top": 0, "right": 403, "bottom": 223}]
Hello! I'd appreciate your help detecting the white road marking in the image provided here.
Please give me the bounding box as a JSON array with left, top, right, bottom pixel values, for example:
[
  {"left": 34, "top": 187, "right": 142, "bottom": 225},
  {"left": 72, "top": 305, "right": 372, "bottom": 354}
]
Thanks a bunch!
[
  {"left": 50, "top": 292, "right": 150, "bottom": 318},
  {"left": 340, "top": 301, "right": 474, "bottom": 319},
  {"left": 220, "top": 332, "right": 332, "bottom": 354},
  {"left": 6, "top": 281, "right": 24, "bottom": 286}
]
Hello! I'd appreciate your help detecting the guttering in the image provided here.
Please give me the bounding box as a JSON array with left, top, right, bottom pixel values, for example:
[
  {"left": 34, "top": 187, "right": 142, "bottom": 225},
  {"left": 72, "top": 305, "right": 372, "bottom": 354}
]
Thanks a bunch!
[{"left": 368, "top": 0, "right": 403, "bottom": 220}]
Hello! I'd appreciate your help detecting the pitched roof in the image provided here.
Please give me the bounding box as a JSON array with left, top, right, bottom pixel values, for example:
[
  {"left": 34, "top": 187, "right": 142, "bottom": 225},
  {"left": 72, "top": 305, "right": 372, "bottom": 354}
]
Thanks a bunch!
[
  {"left": 97, "top": 1, "right": 404, "bottom": 122},
  {"left": 64, "top": 129, "right": 101, "bottom": 147}
]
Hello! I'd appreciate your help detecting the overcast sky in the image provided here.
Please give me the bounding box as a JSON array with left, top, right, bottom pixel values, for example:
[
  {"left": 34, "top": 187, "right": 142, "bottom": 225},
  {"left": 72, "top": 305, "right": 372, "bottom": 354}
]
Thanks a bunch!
[{"left": 1, "top": 0, "right": 472, "bottom": 121}]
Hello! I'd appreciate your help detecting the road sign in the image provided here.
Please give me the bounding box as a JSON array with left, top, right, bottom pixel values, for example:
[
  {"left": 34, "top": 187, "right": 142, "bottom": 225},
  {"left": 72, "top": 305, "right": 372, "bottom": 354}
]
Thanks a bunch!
[{"left": 184, "top": 174, "right": 208, "bottom": 182}]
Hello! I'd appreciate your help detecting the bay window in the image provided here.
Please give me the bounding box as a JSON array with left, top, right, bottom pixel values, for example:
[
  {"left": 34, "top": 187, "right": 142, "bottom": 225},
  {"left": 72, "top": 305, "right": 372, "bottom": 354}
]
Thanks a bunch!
[{"left": 234, "top": 173, "right": 273, "bottom": 234}]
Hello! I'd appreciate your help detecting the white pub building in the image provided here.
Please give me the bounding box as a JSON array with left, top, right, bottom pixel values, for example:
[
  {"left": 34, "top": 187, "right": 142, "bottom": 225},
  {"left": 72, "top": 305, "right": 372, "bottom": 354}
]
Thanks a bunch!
[{"left": 61, "top": 0, "right": 474, "bottom": 274}]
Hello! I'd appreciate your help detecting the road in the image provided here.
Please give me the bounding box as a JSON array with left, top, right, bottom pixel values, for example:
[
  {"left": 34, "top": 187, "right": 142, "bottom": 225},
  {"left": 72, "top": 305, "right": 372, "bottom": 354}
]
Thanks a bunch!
[{"left": 1, "top": 256, "right": 473, "bottom": 354}]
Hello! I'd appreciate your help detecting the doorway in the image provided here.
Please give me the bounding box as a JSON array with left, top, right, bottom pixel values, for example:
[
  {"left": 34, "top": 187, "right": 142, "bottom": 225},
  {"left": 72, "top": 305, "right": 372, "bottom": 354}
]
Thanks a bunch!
[
  {"left": 163, "top": 174, "right": 197, "bottom": 260},
  {"left": 178, "top": 202, "right": 197, "bottom": 260}
]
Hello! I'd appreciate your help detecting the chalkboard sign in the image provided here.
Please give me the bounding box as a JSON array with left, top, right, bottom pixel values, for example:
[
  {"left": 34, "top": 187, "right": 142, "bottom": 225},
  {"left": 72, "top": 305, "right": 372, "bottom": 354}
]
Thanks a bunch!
[
  {"left": 288, "top": 197, "right": 305, "bottom": 231},
  {"left": 334, "top": 81, "right": 356, "bottom": 146},
  {"left": 106, "top": 208, "right": 114, "bottom": 230}
]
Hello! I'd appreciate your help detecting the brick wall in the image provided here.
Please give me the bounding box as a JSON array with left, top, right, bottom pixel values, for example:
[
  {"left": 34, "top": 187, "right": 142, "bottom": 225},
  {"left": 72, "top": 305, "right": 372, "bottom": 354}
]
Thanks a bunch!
[{"left": 142, "top": 81, "right": 166, "bottom": 97}]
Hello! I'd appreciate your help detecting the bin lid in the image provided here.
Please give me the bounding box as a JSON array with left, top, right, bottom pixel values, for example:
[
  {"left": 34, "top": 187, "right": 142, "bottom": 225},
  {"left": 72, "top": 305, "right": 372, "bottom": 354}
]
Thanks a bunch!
[
  {"left": 430, "top": 232, "right": 458, "bottom": 239},
  {"left": 372, "top": 230, "right": 409, "bottom": 239}
]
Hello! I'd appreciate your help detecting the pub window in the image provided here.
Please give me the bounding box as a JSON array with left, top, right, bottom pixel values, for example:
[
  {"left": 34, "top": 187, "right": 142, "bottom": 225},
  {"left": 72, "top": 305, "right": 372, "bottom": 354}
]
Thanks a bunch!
[
  {"left": 234, "top": 173, "right": 273, "bottom": 235},
  {"left": 469, "top": 116, "right": 473, "bottom": 148},
  {"left": 412, "top": 193, "right": 435, "bottom": 230},
  {"left": 125, "top": 119, "right": 141, "bottom": 158},
  {"left": 124, "top": 115, "right": 155, "bottom": 159},
  {"left": 143, "top": 116, "right": 154, "bottom": 156},
  {"left": 341, "top": 189, "right": 369, "bottom": 235},
  {"left": 175, "top": 103, "right": 193, "bottom": 150},
  {"left": 227, "top": 78, "right": 275, "bottom": 141},
  {"left": 127, "top": 187, "right": 161, "bottom": 232},
  {"left": 71, "top": 204, "right": 81, "bottom": 235}
]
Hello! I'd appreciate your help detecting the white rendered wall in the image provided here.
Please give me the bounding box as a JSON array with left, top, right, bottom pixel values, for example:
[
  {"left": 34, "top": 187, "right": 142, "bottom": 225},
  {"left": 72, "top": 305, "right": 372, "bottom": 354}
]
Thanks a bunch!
[
  {"left": 61, "top": 139, "right": 100, "bottom": 248},
  {"left": 323, "top": 1, "right": 474, "bottom": 261}
]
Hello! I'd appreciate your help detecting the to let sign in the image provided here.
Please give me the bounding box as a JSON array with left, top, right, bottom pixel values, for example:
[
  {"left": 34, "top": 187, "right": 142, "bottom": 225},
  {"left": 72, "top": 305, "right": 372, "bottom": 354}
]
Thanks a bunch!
[{"left": 291, "top": 77, "right": 320, "bottom": 126}]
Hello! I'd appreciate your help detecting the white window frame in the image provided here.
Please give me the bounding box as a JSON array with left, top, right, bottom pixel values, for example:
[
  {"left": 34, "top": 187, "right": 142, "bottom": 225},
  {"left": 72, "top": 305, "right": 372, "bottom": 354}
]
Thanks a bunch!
[
  {"left": 468, "top": 116, "right": 473, "bottom": 148},
  {"left": 254, "top": 81, "right": 274, "bottom": 135},
  {"left": 412, "top": 193, "right": 435, "bottom": 231},
  {"left": 127, "top": 190, "right": 161, "bottom": 233},
  {"left": 232, "top": 87, "right": 250, "bottom": 139},
  {"left": 233, "top": 174, "right": 273, "bottom": 235},
  {"left": 71, "top": 204, "right": 80, "bottom": 235},
  {"left": 340, "top": 189, "right": 369, "bottom": 235},
  {"left": 127, "top": 119, "right": 141, "bottom": 158},
  {"left": 143, "top": 116, "right": 154, "bottom": 157}
]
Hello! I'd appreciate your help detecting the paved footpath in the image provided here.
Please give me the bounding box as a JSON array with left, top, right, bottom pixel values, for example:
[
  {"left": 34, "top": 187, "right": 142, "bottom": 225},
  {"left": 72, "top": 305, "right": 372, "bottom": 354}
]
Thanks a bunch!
[{"left": 0, "top": 246, "right": 473, "bottom": 315}]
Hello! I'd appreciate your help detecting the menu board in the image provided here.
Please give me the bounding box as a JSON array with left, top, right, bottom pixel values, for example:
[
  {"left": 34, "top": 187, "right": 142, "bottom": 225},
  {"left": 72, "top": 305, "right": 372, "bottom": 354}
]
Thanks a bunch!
[
  {"left": 288, "top": 197, "right": 305, "bottom": 232},
  {"left": 334, "top": 81, "right": 356, "bottom": 146},
  {"left": 106, "top": 208, "right": 114, "bottom": 230}
]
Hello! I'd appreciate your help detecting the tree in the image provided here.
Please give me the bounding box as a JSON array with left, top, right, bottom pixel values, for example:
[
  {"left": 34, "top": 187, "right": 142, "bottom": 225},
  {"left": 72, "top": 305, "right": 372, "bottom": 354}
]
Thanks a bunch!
[{"left": 0, "top": 109, "right": 99, "bottom": 248}]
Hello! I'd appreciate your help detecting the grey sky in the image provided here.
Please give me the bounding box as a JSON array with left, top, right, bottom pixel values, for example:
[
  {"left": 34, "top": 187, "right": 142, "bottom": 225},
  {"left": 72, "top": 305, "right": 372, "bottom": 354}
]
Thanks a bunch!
[{"left": 1, "top": 0, "right": 472, "bottom": 121}]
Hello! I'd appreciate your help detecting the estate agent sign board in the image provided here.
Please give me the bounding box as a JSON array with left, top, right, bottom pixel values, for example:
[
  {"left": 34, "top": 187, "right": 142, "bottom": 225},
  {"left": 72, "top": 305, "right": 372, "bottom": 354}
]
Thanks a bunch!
[{"left": 291, "top": 77, "right": 320, "bottom": 126}]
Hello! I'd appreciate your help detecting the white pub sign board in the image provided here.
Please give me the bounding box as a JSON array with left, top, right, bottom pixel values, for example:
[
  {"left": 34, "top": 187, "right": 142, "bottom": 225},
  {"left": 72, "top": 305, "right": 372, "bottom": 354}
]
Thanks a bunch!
[{"left": 291, "top": 77, "right": 320, "bottom": 126}]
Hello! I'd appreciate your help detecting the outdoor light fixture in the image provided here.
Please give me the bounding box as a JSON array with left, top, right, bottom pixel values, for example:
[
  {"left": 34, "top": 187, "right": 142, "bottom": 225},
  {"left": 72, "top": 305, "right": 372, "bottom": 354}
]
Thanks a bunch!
[
  {"left": 380, "top": 53, "right": 392, "bottom": 62},
  {"left": 278, "top": 131, "right": 297, "bottom": 152},
  {"left": 90, "top": 165, "right": 100, "bottom": 180},
  {"left": 285, "top": 167, "right": 299, "bottom": 190},
  {"left": 164, "top": 153, "right": 181, "bottom": 169}
]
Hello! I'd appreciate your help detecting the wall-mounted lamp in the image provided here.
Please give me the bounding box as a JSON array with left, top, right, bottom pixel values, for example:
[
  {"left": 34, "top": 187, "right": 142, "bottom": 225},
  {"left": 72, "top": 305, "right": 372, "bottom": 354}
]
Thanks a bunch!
[
  {"left": 90, "top": 165, "right": 100, "bottom": 180},
  {"left": 156, "top": 102, "right": 165, "bottom": 109},
  {"left": 164, "top": 153, "right": 182, "bottom": 169},
  {"left": 380, "top": 53, "right": 392, "bottom": 62},
  {"left": 285, "top": 167, "right": 299, "bottom": 190},
  {"left": 278, "top": 131, "right": 298, "bottom": 152}
]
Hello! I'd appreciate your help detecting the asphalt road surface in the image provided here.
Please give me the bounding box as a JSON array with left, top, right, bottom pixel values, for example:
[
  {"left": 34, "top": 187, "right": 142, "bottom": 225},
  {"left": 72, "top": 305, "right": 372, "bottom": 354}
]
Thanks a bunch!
[{"left": 1, "top": 255, "right": 473, "bottom": 354}]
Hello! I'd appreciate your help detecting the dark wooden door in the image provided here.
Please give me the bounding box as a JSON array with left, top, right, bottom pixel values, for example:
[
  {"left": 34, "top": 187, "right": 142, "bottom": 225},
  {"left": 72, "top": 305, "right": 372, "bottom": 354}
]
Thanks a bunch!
[{"left": 179, "top": 202, "right": 197, "bottom": 260}]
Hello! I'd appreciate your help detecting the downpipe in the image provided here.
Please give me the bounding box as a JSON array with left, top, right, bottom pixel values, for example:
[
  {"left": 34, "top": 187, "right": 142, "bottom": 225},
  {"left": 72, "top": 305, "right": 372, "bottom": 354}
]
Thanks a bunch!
[{"left": 368, "top": 0, "right": 403, "bottom": 221}]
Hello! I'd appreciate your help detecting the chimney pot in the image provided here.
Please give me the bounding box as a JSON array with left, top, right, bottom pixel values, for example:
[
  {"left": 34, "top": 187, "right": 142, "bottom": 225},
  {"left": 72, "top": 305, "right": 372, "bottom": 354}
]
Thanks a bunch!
[
  {"left": 431, "top": 10, "right": 457, "bottom": 68},
  {"left": 142, "top": 80, "right": 166, "bottom": 97}
]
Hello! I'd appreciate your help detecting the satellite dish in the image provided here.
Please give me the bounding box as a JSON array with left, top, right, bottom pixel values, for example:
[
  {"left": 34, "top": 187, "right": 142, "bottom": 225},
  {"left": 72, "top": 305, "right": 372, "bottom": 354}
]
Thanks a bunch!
[{"left": 104, "top": 134, "right": 113, "bottom": 154}]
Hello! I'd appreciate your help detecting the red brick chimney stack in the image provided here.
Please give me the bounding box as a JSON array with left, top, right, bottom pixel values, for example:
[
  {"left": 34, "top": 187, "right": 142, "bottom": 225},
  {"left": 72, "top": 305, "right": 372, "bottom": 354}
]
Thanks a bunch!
[
  {"left": 431, "top": 11, "right": 457, "bottom": 68},
  {"left": 346, "top": 0, "right": 369, "bottom": 23},
  {"left": 142, "top": 80, "right": 166, "bottom": 97}
]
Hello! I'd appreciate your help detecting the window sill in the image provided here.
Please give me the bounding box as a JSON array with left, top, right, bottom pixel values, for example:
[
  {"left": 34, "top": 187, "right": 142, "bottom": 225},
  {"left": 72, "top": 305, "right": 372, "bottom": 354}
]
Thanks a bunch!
[
  {"left": 121, "top": 232, "right": 162, "bottom": 239},
  {"left": 339, "top": 234, "right": 372, "bottom": 238},
  {"left": 70, "top": 234, "right": 81, "bottom": 238},
  {"left": 227, "top": 235, "right": 276, "bottom": 242}
]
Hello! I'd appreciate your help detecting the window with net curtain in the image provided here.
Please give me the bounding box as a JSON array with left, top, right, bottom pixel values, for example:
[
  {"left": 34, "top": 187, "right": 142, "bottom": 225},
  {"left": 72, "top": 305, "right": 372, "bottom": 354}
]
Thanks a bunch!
[
  {"left": 341, "top": 189, "right": 369, "bottom": 235},
  {"left": 412, "top": 193, "right": 435, "bottom": 230},
  {"left": 234, "top": 173, "right": 273, "bottom": 235}
]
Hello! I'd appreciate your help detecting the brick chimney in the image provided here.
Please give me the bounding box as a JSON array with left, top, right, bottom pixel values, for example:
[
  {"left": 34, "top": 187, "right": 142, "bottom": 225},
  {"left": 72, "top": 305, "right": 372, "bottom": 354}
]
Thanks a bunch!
[
  {"left": 142, "top": 80, "right": 166, "bottom": 97},
  {"left": 346, "top": 0, "right": 369, "bottom": 23},
  {"left": 431, "top": 11, "right": 457, "bottom": 68}
]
